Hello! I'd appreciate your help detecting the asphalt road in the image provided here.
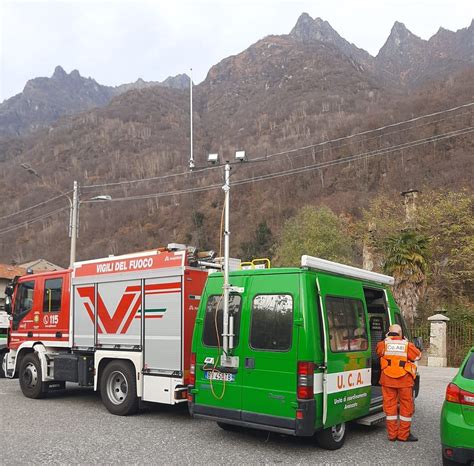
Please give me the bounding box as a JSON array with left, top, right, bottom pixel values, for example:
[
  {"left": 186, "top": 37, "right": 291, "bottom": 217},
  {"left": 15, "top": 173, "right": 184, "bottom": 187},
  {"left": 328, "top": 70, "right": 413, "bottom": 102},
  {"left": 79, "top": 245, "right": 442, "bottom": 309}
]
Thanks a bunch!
[{"left": 0, "top": 366, "right": 457, "bottom": 464}]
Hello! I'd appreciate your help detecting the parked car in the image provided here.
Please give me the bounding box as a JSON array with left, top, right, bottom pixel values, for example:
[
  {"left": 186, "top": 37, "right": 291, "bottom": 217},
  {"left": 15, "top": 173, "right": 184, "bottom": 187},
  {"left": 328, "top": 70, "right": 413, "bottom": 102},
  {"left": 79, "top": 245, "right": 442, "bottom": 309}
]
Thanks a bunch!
[{"left": 440, "top": 346, "right": 474, "bottom": 465}]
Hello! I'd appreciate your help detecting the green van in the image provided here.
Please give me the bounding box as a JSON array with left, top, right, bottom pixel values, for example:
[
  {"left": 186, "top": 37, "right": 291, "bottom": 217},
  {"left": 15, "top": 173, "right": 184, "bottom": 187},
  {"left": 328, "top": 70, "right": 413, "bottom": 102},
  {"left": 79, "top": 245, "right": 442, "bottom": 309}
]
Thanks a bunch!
[{"left": 188, "top": 255, "right": 418, "bottom": 449}]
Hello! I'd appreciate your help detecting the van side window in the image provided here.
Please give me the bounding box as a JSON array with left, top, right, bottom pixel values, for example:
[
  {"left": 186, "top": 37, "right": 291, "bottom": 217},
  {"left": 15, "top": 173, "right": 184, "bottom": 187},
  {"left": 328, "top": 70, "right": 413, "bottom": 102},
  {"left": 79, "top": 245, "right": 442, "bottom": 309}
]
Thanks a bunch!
[
  {"left": 326, "top": 297, "right": 368, "bottom": 352},
  {"left": 202, "top": 294, "right": 242, "bottom": 347},
  {"left": 13, "top": 280, "right": 35, "bottom": 330},
  {"left": 250, "top": 294, "right": 293, "bottom": 351},
  {"left": 43, "top": 278, "right": 63, "bottom": 313}
]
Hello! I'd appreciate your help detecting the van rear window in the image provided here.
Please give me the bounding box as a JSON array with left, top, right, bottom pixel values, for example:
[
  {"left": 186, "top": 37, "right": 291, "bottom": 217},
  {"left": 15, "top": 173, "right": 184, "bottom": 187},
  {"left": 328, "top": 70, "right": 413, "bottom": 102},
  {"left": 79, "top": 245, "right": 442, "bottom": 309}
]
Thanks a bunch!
[
  {"left": 250, "top": 294, "right": 293, "bottom": 351},
  {"left": 326, "top": 297, "right": 368, "bottom": 353},
  {"left": 202, "top": 294, "right": 242, "bottom": 347}
]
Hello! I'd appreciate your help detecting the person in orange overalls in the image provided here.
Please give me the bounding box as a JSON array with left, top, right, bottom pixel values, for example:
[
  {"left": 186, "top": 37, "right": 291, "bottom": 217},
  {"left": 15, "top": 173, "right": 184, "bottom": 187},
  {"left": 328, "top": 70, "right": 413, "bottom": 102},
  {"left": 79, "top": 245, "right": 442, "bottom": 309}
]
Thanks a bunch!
[{"left": 376, "top": 324, "right": 421, "bottom": 442}]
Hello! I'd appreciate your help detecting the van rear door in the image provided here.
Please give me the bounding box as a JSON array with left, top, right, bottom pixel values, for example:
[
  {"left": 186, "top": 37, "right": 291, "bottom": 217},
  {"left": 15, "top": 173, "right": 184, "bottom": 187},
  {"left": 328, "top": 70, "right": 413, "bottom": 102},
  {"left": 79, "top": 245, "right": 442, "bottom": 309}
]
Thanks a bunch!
[
  {"left": 317, "top": 273, "right": 371, "bottom": 428},
  {"left": 240, "top": 273, "right": 299, "bottom": 429}
]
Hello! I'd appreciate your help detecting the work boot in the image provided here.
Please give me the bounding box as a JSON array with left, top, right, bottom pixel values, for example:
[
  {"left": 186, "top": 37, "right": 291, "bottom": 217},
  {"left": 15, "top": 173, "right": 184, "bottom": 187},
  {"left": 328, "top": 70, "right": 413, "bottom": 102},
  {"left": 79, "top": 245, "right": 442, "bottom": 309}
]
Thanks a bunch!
[{"left": 399, "top": 433, "right": 418, "bottom": 442}]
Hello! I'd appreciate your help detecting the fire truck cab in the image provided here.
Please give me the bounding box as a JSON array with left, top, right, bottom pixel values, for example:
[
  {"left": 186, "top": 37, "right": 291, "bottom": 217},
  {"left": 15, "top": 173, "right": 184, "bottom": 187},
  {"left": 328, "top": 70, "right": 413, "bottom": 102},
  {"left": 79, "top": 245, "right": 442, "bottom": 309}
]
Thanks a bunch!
[{"left": 5, "top": 245, "right": 222, "bottom": 415}]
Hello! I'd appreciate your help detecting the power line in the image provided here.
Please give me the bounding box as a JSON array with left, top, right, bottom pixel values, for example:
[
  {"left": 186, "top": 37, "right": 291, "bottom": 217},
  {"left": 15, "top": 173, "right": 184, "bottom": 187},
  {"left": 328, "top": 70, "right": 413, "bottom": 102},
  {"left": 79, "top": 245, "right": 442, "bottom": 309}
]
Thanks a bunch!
[
  {"left": 0, "top": 191, "right": 72, "bottom": 221},
  {"left": 3, "top": 126, "right": 470, "bottom": 235},
  {"left": 263, "top": 102, "right": 474, "bottom": 160},
  {"left": 0, "top": 207, "right": 69, "bottom": 236},
  {"left": 81, "top": 102, "right": 473, "bottom": 191},
  {"left": 3, "top": 102, "right": 472, "bottom": 222},
  {"left": 82, "top": 126, "right": 474, "bottom": 204},
  {"left": 233, "top": 127, "right": 474, "bottom": 185}
]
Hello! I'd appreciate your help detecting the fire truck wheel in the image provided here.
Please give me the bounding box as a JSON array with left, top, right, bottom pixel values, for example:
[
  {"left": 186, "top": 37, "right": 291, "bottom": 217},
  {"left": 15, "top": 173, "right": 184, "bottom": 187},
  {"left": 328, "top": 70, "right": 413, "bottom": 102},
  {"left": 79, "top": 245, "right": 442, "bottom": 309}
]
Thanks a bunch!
[
  {"left": 316, "top": 422, "right": 346, "bottom": 450},
  {"left": 19, "top": 353, "right": 45, "bottom": 399},
  {"left": 0, "top": 351, "right": 6, "bottom": 378},
  {"left": 100, "top": 360, "right": 139, "bottom": 416}
]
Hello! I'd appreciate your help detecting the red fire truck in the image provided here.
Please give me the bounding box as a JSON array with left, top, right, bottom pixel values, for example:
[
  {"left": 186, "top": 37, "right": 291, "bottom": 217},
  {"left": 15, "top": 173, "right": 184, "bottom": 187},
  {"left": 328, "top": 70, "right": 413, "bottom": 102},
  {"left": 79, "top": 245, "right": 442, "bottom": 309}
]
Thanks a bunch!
[{"left": 4, "top": 244, "right": 223, "bottom": 415}]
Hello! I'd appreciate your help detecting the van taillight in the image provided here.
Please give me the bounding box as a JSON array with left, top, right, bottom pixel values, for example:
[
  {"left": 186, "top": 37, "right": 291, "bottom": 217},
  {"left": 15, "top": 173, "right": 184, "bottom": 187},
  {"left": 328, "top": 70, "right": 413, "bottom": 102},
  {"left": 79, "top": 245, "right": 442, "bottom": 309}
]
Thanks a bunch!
[
  {"left": 297, "top": 361, "right": 314, "bottom": 400},
  {"left": 189, "top": 353, "right": 196, "bottom": 386},
  {"left": 446, "top": 383, "right": 474, "bottom": 406}
]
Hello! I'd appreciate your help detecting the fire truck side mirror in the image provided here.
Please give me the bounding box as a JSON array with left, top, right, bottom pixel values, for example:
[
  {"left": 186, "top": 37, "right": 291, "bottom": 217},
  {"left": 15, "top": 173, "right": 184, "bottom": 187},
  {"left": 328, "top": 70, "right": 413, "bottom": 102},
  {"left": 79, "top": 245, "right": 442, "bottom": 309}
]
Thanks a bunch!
[
  {"left": 5, "top": 285, "right": 13, "bottom": 297},
  {"left": 4, "top": 296, "right": 12, "bottom": 315}
]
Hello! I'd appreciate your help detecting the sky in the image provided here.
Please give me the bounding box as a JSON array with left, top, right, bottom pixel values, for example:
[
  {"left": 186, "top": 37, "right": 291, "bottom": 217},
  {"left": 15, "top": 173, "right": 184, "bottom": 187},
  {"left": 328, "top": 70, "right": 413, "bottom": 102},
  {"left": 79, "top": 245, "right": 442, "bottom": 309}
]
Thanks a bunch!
[{"left": 0, "top": 0, "right": 472, "bottom": 102}]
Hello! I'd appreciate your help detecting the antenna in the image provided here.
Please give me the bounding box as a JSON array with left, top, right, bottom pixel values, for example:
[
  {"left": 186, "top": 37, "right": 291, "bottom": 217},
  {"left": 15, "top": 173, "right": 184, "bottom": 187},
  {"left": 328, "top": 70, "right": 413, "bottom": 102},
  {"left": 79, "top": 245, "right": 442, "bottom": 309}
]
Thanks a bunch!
[{"left": 189, "top": 68, "right": 195, "bottom": 170}]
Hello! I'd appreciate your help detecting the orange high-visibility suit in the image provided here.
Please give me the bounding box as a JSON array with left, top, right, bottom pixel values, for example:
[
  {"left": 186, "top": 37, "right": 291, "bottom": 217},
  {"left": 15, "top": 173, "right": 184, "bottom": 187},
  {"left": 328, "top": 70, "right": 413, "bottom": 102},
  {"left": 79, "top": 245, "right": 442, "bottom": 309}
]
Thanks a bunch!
[{"left": 376, "top": 336, "right": 421, "bottom": 441}]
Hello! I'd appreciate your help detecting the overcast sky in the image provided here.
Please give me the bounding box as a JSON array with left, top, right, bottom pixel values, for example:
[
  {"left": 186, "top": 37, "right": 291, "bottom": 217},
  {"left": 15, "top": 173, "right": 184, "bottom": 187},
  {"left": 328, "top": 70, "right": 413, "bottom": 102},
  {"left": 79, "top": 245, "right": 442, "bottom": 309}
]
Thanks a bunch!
[{"left": 0, "top": 0, "right": 472, "bottom": 102}]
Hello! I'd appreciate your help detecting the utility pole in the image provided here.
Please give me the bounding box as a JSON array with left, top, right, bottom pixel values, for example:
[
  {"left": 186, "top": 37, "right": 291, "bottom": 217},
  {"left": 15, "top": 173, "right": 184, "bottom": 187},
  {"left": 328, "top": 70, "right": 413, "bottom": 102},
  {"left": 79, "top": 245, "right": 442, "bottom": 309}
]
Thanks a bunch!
[
  {"left": 222, "top": 162, "right": 231, "bottom": 359},
  {"left": 205, "top": 151, "right": 245, "bottom": 368},
  {"left": 69, "top": 180, "right": 79, "bottom": 267}
]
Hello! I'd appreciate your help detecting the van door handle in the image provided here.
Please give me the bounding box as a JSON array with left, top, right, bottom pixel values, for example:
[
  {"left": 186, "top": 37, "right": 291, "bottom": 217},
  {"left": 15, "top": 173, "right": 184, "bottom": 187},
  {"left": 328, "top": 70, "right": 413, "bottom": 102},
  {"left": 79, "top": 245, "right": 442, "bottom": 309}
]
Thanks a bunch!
[{"left": 245, "top": 357, "right": 255, "bottom": 369}]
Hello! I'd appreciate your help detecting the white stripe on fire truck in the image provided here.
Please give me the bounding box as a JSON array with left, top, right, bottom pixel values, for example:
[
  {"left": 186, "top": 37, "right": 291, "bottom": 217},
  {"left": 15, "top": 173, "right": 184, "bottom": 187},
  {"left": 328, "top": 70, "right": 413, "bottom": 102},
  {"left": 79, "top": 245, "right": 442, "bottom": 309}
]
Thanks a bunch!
[
  {"left": 11, "top": 333, "right": 70, "bottom": 337},
  {"left": 145, "top": 335, "right": 181, "bottom": 341},
  {"left": 145, "top": 288, "right": 181, "bottom": 295}
]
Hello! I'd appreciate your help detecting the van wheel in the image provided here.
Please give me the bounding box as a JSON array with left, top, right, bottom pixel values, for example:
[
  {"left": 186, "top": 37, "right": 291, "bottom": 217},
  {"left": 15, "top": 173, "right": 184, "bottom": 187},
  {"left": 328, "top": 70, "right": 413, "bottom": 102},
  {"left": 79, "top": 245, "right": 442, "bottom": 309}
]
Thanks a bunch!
[
  {"left": 217, "top": 422, "right": 240, "bottom": 432},
  {"left": 19, "top": 353, "right": 45, "bottom": 399},
  {"left": 316, "top": 423, "right": 346, "bottom": 450},
  {"left": 100, "top": 360, "right": 138, "bottom": 416}
]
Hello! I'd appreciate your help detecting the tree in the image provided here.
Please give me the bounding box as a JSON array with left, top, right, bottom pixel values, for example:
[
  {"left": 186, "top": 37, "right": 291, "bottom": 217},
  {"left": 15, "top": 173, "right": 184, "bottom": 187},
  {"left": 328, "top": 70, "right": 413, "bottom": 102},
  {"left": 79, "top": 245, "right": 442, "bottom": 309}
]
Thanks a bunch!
[
  {"left": 273, "top": 206, "right": 354, "bottom": 267},
  {"left": 240, "top": 221, "right": 274, "bottom": 261},
  {"left": 383, "top": 230, "right": 429, "bottom": 325}
]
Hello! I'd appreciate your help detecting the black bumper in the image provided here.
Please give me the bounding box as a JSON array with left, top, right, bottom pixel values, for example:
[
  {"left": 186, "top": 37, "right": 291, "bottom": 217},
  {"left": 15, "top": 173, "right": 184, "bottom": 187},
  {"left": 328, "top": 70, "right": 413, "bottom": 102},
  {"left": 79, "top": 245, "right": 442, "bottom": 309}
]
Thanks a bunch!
[
  {"left": 189, "top": 399, "right": 316, "bottom": 437},
  {"left": 442, "top": 445, "right": 474, "bottom": 464}
]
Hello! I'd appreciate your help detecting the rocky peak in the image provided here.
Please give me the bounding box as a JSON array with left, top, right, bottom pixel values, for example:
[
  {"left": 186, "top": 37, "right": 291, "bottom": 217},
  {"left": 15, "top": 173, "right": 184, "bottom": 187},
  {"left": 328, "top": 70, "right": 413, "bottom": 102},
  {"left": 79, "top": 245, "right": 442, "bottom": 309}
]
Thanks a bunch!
[
  {"left": 290, "top": 13, "right": 343, "bottom": 45},
  {"left": 52, "top": 65, "right": 68, "bottom": 80},
  {"left": 161, "top": 73, "right": 189, "bottom": 90},
  {"left": 379, "top": 21, "right": 425, "bottom": 53},
  {"left": 70, "top": 69, "right": 81, "bottom": 79},
  {"left": 289, "top": 13, "right": 374, "bottom": 69}
]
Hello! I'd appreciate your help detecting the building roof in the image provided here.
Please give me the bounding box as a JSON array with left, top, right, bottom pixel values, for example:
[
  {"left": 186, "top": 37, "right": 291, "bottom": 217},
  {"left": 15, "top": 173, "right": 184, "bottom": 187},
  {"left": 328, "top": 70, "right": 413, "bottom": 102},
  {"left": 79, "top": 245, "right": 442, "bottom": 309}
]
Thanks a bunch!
[
  {"left": 19, "top": 258, "right": 64, "bottom": 271},
  {"left": 0, "top": 263, "right": 26, "bottom": 280}
]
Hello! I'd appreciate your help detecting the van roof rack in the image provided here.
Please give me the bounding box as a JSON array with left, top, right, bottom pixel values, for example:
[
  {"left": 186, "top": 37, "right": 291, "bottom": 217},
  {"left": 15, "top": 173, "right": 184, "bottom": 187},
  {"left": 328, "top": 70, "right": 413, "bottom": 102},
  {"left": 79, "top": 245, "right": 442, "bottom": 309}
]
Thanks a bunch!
[{"left": 301, "top": 255, "right": 394, "bottom": 285}]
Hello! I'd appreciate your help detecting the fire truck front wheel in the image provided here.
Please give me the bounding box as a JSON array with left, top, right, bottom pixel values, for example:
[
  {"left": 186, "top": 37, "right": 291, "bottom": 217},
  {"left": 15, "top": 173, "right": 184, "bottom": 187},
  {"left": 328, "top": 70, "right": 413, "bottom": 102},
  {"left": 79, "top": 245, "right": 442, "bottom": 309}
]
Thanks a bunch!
[
  {"left": 100, "top": 360, "right": 139, "bottom": 416},
  {"left": 19, "top": 353, "right": 45, "bottom": 399},
  {"left": 0, "top": 351, "right": 6, "bottom": 378}
]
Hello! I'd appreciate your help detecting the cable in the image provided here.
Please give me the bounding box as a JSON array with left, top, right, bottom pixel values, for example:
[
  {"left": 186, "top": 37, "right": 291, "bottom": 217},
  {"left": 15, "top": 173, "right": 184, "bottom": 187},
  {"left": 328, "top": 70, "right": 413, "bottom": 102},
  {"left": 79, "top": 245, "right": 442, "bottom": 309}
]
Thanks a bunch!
[
  {"left": 82, "top": 164, "right": 220, "bottom": 190},
  {"left": 80, "top": 102, "right": 473, "bottom": 191},
  {"left": 0, "top": 206, "right": 69, "bottom": 236},
  {"left": 0, "top": 191, "right": 71, "bottom": 221},
  {"left": 232, "top": 127, "right": 474, "bottom": 186},
  {"left": 80, "top": 127, "right": 473, "bottom": 204}
]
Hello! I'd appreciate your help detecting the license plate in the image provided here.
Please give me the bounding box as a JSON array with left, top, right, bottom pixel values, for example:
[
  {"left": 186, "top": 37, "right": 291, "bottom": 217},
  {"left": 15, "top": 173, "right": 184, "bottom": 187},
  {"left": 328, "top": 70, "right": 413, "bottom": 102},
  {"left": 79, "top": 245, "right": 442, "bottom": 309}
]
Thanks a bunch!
[{"left": 205, "top": 371, "right": 234, "bottom": 382}]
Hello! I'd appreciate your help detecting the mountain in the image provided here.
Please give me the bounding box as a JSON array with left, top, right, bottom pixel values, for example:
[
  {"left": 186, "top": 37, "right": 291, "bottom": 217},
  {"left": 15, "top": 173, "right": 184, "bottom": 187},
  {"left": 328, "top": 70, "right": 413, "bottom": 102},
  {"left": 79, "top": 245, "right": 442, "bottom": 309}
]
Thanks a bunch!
[
  {"left": 0, "top": 67, "right": 190, "bottom": 137},
  {"left": 0, "top": 14, "right": 472, "bottom": 265},
  {"left": 375, "top": 20, "right": 474, "bottom": 86},
  {"left": 0, "top": 66, "right": 115, "bottom": 137}
]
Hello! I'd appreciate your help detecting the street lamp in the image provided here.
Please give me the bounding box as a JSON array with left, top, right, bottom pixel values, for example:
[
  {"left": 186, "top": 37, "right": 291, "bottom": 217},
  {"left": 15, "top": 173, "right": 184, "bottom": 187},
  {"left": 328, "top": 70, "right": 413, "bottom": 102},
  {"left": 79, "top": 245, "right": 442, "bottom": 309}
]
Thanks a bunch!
[{"left": 20, "top": 164, "right": 111, "bottom": 267}]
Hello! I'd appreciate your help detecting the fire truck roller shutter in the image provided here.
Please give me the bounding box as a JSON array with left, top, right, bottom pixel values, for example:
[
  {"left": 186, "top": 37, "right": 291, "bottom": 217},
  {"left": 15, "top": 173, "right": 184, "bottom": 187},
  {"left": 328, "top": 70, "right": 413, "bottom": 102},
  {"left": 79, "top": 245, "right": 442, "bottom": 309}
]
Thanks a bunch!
[
  {"left": 73, "top": 284, "right": 96, "bottom": 348},
  {"left": 143, "top": 276, "right": 182, "bottom": 372},
  {"left": 96, "top": 280, "right": 142, "bottom": 349}
]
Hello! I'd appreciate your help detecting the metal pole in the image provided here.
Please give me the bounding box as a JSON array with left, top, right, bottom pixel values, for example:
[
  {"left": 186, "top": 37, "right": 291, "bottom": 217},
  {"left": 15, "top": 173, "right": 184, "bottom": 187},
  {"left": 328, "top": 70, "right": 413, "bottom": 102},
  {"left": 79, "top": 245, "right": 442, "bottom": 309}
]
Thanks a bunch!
[
  {"left": 69, "top": 180, "right": 79, "bottom": 268},
  {"left": 189, "top": 69, "right": 194, "bottom": 169},
  {"left": 222, "top": 162, "right": 230, "bottom": 357}
]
